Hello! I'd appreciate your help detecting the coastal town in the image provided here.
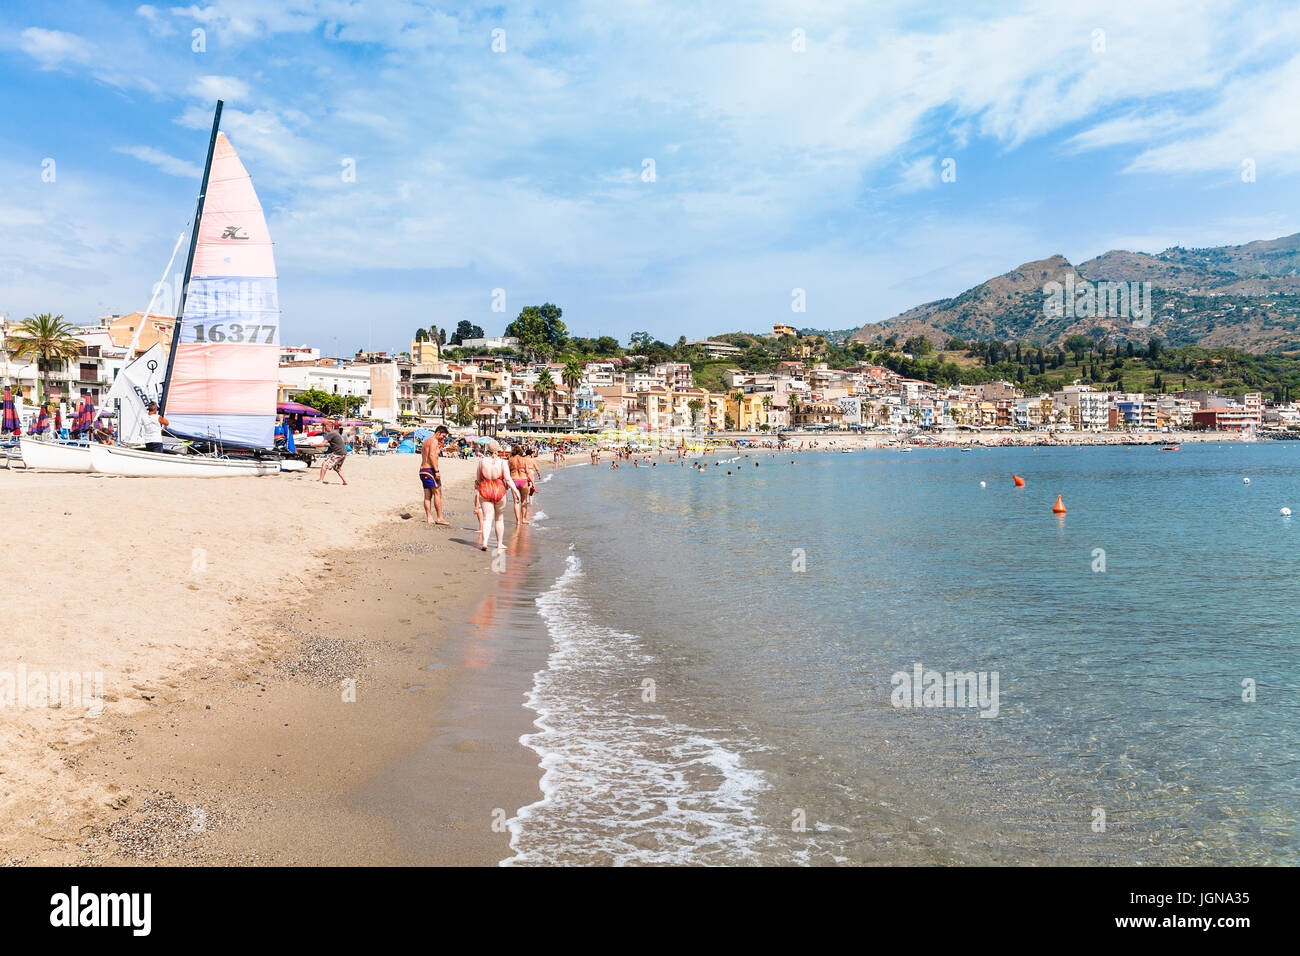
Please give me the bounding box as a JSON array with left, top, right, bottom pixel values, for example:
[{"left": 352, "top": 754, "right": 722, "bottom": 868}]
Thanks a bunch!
[{"left": 0, "top": 313, "right": 1279, "bottom": 441}]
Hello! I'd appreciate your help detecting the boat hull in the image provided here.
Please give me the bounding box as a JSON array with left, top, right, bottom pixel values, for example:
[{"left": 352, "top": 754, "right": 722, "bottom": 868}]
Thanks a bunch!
[
  {"left": 18, "top": 438, "right": 93, "bottom": 472},
  {"left": 88, "top": 444, "right": 278, "bottom": 477}
]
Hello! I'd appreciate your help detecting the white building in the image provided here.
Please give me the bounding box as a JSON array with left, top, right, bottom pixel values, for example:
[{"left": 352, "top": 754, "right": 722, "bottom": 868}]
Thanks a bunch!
[
  {"left": 279, "top": 361, "right": 373, "bottom": 412},
  {"left": 459, "top": 336, "right": 519, "bottom": 350}
]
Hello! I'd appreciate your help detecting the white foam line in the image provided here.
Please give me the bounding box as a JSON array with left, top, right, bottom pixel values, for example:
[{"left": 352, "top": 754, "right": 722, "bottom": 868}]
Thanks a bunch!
[{"left": 502, "top": 553, "right": 769, "bottom": 866}]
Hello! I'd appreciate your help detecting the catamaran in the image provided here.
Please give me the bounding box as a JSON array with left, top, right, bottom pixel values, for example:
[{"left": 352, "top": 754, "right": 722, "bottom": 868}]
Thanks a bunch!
[
  {"left": 16, "top": 436, "right": 93, "bottom": 471},
  {"left": 89, "top": 99, "right": 283, "bottom": 478}
]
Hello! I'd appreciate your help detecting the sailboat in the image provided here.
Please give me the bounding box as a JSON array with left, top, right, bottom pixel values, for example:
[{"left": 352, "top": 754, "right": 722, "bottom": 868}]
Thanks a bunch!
[{"left": 90, "top": 100, "right": 281, "bottom": 477}]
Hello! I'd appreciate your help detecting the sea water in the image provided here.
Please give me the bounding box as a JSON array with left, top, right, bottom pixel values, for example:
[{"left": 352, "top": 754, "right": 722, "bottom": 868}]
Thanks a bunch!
[{"left": 502, "top": 443, "right": 1300, "bottom": 865}]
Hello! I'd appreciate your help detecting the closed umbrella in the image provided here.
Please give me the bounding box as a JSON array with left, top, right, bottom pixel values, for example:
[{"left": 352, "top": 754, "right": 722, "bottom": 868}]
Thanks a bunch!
[
  {"left": 71, "top": 397, "right": 96, "bottom": 436},
  {"left": 30, "top": 405, "right": 49, "bottom": 435},
  {"left": 1, "top": 387, "right": 19, "bottom": 435}
]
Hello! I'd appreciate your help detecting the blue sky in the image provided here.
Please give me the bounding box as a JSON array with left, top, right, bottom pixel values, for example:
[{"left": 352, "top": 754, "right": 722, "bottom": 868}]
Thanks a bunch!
[{"left": 2, "top": 0, "right": 1300, "bottom": 354}]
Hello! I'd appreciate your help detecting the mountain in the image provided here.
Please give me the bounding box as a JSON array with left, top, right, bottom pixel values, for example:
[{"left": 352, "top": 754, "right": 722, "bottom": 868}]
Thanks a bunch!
[{"left": 851, "top": 233, "right": 1300, "bottom": 352}]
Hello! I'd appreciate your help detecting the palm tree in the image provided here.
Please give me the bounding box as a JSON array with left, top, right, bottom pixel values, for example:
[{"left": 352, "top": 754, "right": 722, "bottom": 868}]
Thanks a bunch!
[
  {"left": 730, "top": 389, "right": 744, "bottom": 431},
  {"left": 452, "top": 393, "right": 477, "bottom": 427},
  {"left": 431, "top": 382, "right": 455, "bottom": 422},
  {"left": 687, "top": 398, "right": 704, "bottom": 431},
  {"left": 535, "top": 368, "right": 556, "bottom": 423},
  {"left": 561, "top": 358, "right": 582, "bottom": 424},
  {"left": 6, "top": 313, "right": 82, "bottom": 404}
]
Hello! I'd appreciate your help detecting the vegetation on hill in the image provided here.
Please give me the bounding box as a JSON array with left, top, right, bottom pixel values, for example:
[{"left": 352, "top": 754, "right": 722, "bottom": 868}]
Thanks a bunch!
[
  {"left": 853, "top": 233, "right": 1300, "bottom": 352},
  {"left": 431, "top": 304, "right": 1300, "bottom": 402}
]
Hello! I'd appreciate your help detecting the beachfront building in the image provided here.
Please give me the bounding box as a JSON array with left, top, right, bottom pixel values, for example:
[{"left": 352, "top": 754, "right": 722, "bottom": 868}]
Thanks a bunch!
[
  {"left": 791, "top": 400, "right": 848, "bottom": 429},
  {"left": 0, "top": 315, "right": 136, "bottom": 408},
  {"left": 1191, "top": 393, "right": 1263, "bottom": 431},
  {"left": 278, "top": 359, "right": 372, "bottom": 411},
  {"left": 772, "top": 323, "right": 797, "bottom": 337}
]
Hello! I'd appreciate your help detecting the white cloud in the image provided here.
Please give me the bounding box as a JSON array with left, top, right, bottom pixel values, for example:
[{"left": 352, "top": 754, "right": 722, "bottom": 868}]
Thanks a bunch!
[
  {"left": 188, "top": 75, "right": 252, "bottom": 103},
  {"left": 18, "top": 27, "right": 94, "bottom": 69},
  {"left": 896, "top": 156, "right": 937, "bottom": 193},
  {"left": 114, "top": 145, "right": 203, "bottom": 178}
]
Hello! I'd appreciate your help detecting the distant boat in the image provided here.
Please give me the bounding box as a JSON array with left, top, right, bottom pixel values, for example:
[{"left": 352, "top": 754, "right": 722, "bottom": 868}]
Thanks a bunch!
[{"left": 1162, "top": 445, "right": 1180, "bottom": 451}]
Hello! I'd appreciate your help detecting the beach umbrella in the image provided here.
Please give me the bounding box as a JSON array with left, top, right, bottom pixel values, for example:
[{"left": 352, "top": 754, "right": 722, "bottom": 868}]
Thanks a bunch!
[
  {"left": 53, "top": 407, "right": 63, "bottom": 435},
  {"left": 277, "top": 401, "right": 321, "bottom": 415},
  {"left": 30, "top": 404, "right": 49, "bottom": 435},
  {"left": 1, "top": 387, "right": 19, "bottom": 435}
]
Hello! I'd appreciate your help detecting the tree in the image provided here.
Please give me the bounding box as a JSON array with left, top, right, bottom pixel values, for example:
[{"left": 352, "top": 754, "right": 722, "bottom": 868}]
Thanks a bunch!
[
  {"left": 535, "top": 368, "right": 556, "bottom": 422},
  {"left": 904, "top": 335, "right": 934, "bottom": 357},
  {"left": 451, "top": 320, "right": 485, "bottom": 346},
  {"left": 506, "top": 304, "right": 566, "bottom": 359},
  {"left": 431, "top": 382, "right": 455, "bottom": 422},
  {"left": 6, "top": 313, "right": 82, "bottom": 404},
  {"left": 730, "top": 389, "right": 745, "bottom": 430},
  {"left": 293, "top": 387, "right": 363, "bottom": 418},
  {"left": 687, "top": 398, "right": 704, "bottom": 429},
  {"left": 561, "top": 358, "right": 582, "bottom": 422},
  {"left": 415, "top": 328, "right": 428, "bottom": 342},
  {"left": 451, "top": 393, "right": 477, "bottom": 427},
  {"left": 594, "top": 335, "right": 621, "bottom": 355},
  {"left": 628, "top": 331, "right": 652, "bottom": 353}
]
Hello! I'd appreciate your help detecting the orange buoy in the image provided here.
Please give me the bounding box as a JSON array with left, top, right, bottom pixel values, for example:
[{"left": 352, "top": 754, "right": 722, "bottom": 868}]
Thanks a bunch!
[
  {"left": 1013, "top": 474, "right": 1025, "bottom": 487},
  {"left": 1052, "top": 494, "right": 1066, "bottom": 514}
]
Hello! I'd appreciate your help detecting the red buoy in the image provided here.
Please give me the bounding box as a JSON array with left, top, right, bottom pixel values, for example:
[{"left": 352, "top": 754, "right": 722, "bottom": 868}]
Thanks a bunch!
[
  {"left": 1052, "top": 494, "right": 1066, "bottom": 514},
  {"left": 1013, "top": 474, "right": 1025, "bottom": 487}
]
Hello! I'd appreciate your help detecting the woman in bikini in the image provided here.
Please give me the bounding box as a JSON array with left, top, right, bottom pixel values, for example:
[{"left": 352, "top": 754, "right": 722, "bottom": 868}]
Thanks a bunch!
[{"left": 508, "top": 444, "right": 531, "bottom": 525}]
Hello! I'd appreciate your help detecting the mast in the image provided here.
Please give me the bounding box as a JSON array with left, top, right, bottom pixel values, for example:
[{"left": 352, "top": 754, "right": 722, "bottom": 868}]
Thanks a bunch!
[{"left": 159, "top": 99, "right": 223, "bottom": 413}]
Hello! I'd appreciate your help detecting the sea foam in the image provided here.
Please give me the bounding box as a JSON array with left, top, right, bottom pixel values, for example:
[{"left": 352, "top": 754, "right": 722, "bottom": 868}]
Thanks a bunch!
[{"left": 502, "top": 554, "right": 769, "bottom": 865}]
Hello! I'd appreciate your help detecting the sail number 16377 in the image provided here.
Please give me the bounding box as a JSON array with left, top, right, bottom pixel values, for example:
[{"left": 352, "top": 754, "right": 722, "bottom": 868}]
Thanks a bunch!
[{"left": 190, "top": 323, "right": 277, "bottom": 344}]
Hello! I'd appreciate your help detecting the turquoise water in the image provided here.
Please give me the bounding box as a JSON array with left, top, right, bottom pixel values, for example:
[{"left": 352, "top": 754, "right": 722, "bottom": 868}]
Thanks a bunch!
[{"left": 504, "top": 443, "right": 1300, "bottom": 865}]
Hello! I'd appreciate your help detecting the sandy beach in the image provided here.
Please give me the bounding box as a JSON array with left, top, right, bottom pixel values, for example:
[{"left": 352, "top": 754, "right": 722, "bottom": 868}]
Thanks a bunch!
[{"left": 0, "top": 452, "right": 544, "bottom": 865}]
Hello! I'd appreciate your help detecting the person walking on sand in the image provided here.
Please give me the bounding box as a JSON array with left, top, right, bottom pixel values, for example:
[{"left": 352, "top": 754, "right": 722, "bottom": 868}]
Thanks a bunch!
[
  {"left": 474, "top": 440, "right": 512, "bottom": 551},
  {"left": 508, "top": 444, "right": 532, "bottom": 525},
  {"left": 318, "top": 421, "right": 348, "bottom": 485},
  {"left": 420, "top": 425, "right": 450, "bottom": 524}
]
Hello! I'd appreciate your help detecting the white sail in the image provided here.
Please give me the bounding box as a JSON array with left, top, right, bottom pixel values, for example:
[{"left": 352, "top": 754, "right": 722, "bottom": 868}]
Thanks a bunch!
[{"left": 107, "top": 343, "right": 167, "bottom": 445}]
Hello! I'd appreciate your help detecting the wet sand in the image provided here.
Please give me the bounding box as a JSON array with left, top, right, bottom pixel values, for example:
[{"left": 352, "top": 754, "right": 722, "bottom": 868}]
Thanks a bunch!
[{"left": 1, "top": 452, "right": 545, "bottom": 865}]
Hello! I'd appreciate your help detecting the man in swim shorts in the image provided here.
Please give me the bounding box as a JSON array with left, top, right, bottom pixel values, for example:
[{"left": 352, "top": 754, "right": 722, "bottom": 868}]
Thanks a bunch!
[{"left": 420, "top": 425, "right": 450, "bottom": 524}]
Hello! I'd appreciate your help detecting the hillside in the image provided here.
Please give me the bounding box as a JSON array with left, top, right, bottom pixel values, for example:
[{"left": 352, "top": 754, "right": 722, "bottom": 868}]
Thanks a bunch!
[{"left": 852, "top": 233, "right": 1300, "bottom": 352}]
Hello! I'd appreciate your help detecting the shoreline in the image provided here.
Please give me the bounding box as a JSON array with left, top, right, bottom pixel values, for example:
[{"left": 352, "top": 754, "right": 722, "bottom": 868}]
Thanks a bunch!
[{"left": 1, "top": 453, "right": 546, "bottom": 866}]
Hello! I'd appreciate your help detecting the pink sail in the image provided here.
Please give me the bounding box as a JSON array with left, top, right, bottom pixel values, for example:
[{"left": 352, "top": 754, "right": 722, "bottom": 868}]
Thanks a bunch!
[{"left": 168, "top": 132, "right": 279, "bottom": 448}]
